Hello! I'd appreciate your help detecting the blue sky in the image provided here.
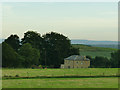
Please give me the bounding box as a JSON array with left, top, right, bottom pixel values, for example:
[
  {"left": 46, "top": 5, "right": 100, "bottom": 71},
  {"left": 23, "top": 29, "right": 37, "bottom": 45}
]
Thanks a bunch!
[{"left": 2, "top": 2, "right": 118, "bottom": 41}]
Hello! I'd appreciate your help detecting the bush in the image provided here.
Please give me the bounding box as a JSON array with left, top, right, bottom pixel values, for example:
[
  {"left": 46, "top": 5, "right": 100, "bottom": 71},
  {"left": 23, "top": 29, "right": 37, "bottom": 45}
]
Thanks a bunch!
[
  {"left": 4, "top": 74, "right": 8, "bottom": 77},
  {"left": 38, "top": 65, "right": 43, "bottom": 69},
  {"left": 31, "top": 65, "right": 40, "bottom": 69},
  {"left": 15, "top": 75, "right": 19, "bottom": 77}
]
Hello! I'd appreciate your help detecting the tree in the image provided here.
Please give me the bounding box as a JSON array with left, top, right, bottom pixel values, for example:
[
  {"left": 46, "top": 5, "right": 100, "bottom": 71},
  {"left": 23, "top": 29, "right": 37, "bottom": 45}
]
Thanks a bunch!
[
  {"left": 5, "top": 34, "right": 20, "bottom": 51},
  {"left": 21, "top": 31, "right": 43, "bottom": 49},
  {"left": 69, "top": 46, "right": 79, "bottom": 56},
  {"left": 110, "top": 50, "right": 120, "bottom": 68},
  {"left": 93, "top": 56, "right": 110, "bottom": 68},
  {"left": 21, "top": 31, "right": 43, "bottom": 65},
  {"left": 2, "top": 42, "right": 22, "bottom": 68},
  {"left": 86, "top": 55, "right": 94, "bottom": 68},
  {"left": 18, "top": 43, "right": 40, "bottom": 68},
  {"left": 42, "top": 32, "right": 78, "bottom": 67}
]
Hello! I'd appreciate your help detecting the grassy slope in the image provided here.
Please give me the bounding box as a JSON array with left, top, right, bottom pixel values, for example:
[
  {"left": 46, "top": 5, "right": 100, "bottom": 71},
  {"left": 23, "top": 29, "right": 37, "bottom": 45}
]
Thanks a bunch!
[
  {"left": 2, "top": 68, "right": 118, "bottom": 88},
  {"left": 72, "top": 44, "right": 117, "bottom": 52},
  {"left": 72, "top": 44, "right": 118, "bottom": 59}
]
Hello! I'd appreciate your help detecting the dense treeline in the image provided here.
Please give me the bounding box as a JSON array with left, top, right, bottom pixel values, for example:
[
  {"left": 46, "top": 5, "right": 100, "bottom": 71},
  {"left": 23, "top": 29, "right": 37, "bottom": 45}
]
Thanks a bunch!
[
  {"left": 2, "top": 31, "right": 79, "bottom": 68},
  {"left": 86, "top": 50, "right": 120, "bottom": 68},
  {"left": 2, "top": 31, "right": 120, "bottom": 68}
]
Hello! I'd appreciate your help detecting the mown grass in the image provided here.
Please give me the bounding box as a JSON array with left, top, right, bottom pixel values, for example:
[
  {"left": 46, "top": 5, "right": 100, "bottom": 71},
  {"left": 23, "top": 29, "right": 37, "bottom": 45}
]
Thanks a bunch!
[
  {"left": 2, "top": 77, "right": 118, "bottom": 88},
  {"left": 2, "top": 68, "right": 119, "bottom": 88}
]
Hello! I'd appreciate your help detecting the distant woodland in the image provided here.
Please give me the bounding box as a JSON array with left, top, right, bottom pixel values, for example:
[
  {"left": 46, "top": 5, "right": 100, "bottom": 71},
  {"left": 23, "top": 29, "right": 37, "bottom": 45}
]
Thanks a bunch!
[{"left": 1, "top": 31, "right": 120, "bottom": 68}]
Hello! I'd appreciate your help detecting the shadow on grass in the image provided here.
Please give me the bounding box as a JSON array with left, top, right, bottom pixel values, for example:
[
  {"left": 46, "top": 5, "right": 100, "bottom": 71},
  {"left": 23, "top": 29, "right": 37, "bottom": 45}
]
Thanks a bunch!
[{"left": 2, "top": 75, "right": 120, "bottom": 80}]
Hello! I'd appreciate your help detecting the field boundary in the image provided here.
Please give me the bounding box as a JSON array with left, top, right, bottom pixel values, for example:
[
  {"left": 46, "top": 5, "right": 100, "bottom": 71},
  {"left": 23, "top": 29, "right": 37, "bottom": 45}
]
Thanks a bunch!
[{"left": 2, "top": 75, "right": 120, "bottom": 80}]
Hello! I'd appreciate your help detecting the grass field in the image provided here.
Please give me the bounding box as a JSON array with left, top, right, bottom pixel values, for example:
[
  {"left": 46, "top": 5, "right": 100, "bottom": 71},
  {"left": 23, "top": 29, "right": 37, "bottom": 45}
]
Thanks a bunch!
[
  {"left": 2, "top": 77, "right": 118, "bottom": 88},
  {"left": 80, "top": 51, "right": 112, "bottom": 59},
  {"left": 2, "top": 68, "right": 118, "bottom": 77},
  {"left": 72, "top": 44, "right": 117, "bottom": 59},
  {"left": 2, "top": 68, "right": 119, "bottom": 88}
]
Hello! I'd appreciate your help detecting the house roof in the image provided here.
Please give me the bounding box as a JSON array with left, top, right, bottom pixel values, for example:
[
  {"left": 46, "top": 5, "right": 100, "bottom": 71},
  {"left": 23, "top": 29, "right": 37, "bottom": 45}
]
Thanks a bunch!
[{"left": 64, "top": 55, "right": 90, "bottom": 61}]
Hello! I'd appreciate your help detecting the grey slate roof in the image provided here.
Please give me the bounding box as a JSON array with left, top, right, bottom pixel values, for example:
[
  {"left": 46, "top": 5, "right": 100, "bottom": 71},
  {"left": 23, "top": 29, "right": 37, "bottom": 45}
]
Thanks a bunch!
[{"left": 64, "top": 55, "right": 90, "bottom": 61}]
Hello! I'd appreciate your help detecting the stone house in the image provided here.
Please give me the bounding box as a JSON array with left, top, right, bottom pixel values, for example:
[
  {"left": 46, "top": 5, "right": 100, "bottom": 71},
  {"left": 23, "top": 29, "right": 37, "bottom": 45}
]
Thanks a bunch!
[{"left": 61, "top": 55, "right": 90, "bottom": 68}]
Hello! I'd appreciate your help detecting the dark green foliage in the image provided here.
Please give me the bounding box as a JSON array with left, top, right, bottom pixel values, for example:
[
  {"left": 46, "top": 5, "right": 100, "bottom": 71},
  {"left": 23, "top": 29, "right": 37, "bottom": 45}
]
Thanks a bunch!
[
  {"left": 86, "top": 55, "right": 111, "bottom": 68},
  {"left": 21, "top": 31, "right": 43, "bottom": 66},
  {"left": 42, "top": 32, "right": 79, "bottom": 67},
  {"left": 110, "top": 50, "right": 120, "bottom": 68},
  {"left": 93, "top": 56, "right": 110, "bottom": 68},
  {"left": 5, "top": 34, "right": 20, "bottom": 51},
  {"left": 2, "top": 42, "right": 22, "bottom": 68},
  {"left": 69, "top": 46, "right": 79, "bottom": 56},
  {"left": 3, "top": 31, "right": 78, "bottom": 68},
  {"left": 4, "top": 30, "right": 118, "bottom": 68},
  {"left": 15, "top": 74, "right": 19, "bottom": 77},
  {"left": 42, "top": 32, "right": 71, "bottom": 67},
  {"left": 21, "top": 31, "right": 43, "bottom": 49},
  {"left": 86, "top": 55, "right": 94, "bottom": 68},
  {"left": 88, "top": 50, "right": 120, "bottom": 68},
  {"left": 18, "top": 43, "right": 40, "bottom": 68}
]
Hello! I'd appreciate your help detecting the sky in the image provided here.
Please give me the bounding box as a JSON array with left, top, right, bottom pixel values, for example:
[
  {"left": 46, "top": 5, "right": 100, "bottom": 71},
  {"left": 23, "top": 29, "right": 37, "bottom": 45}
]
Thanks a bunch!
[{"left": 2, "top": 2, "right": 118, "bottom": 41}]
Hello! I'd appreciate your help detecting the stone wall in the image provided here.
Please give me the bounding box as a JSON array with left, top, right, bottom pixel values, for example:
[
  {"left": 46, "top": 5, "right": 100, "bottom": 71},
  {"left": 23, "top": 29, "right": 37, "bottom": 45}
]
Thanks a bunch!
[{"left": 64, "top": 60, "right": 90, "bottom": 68}]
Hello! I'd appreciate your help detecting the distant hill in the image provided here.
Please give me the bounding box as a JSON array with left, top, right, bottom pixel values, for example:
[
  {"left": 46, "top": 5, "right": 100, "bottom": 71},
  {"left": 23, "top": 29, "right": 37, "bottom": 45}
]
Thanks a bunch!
[
  {"left": 71, "top": 39, "right": 118, "bottom": 49},
  {"left": 71, "top": 39, "right": 118, "bottom": 45}
]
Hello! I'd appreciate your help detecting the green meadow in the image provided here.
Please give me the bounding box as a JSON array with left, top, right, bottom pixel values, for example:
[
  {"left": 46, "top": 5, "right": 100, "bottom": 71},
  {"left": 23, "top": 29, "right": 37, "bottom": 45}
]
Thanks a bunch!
[
  {"left": 2, "top": 77, "right": 118, "bottom": 88},
  {"left": 2, "top": 68, "right": 119, "bottom": 88},
  {"left": 72, "top": 44, "right": 117, "bottom": 59},
  {"left": 80, "top": 51, "right": 112, "bottom": 59},
  {"left": 2, "top": 68, "right": 118, "bottom": 77}
]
